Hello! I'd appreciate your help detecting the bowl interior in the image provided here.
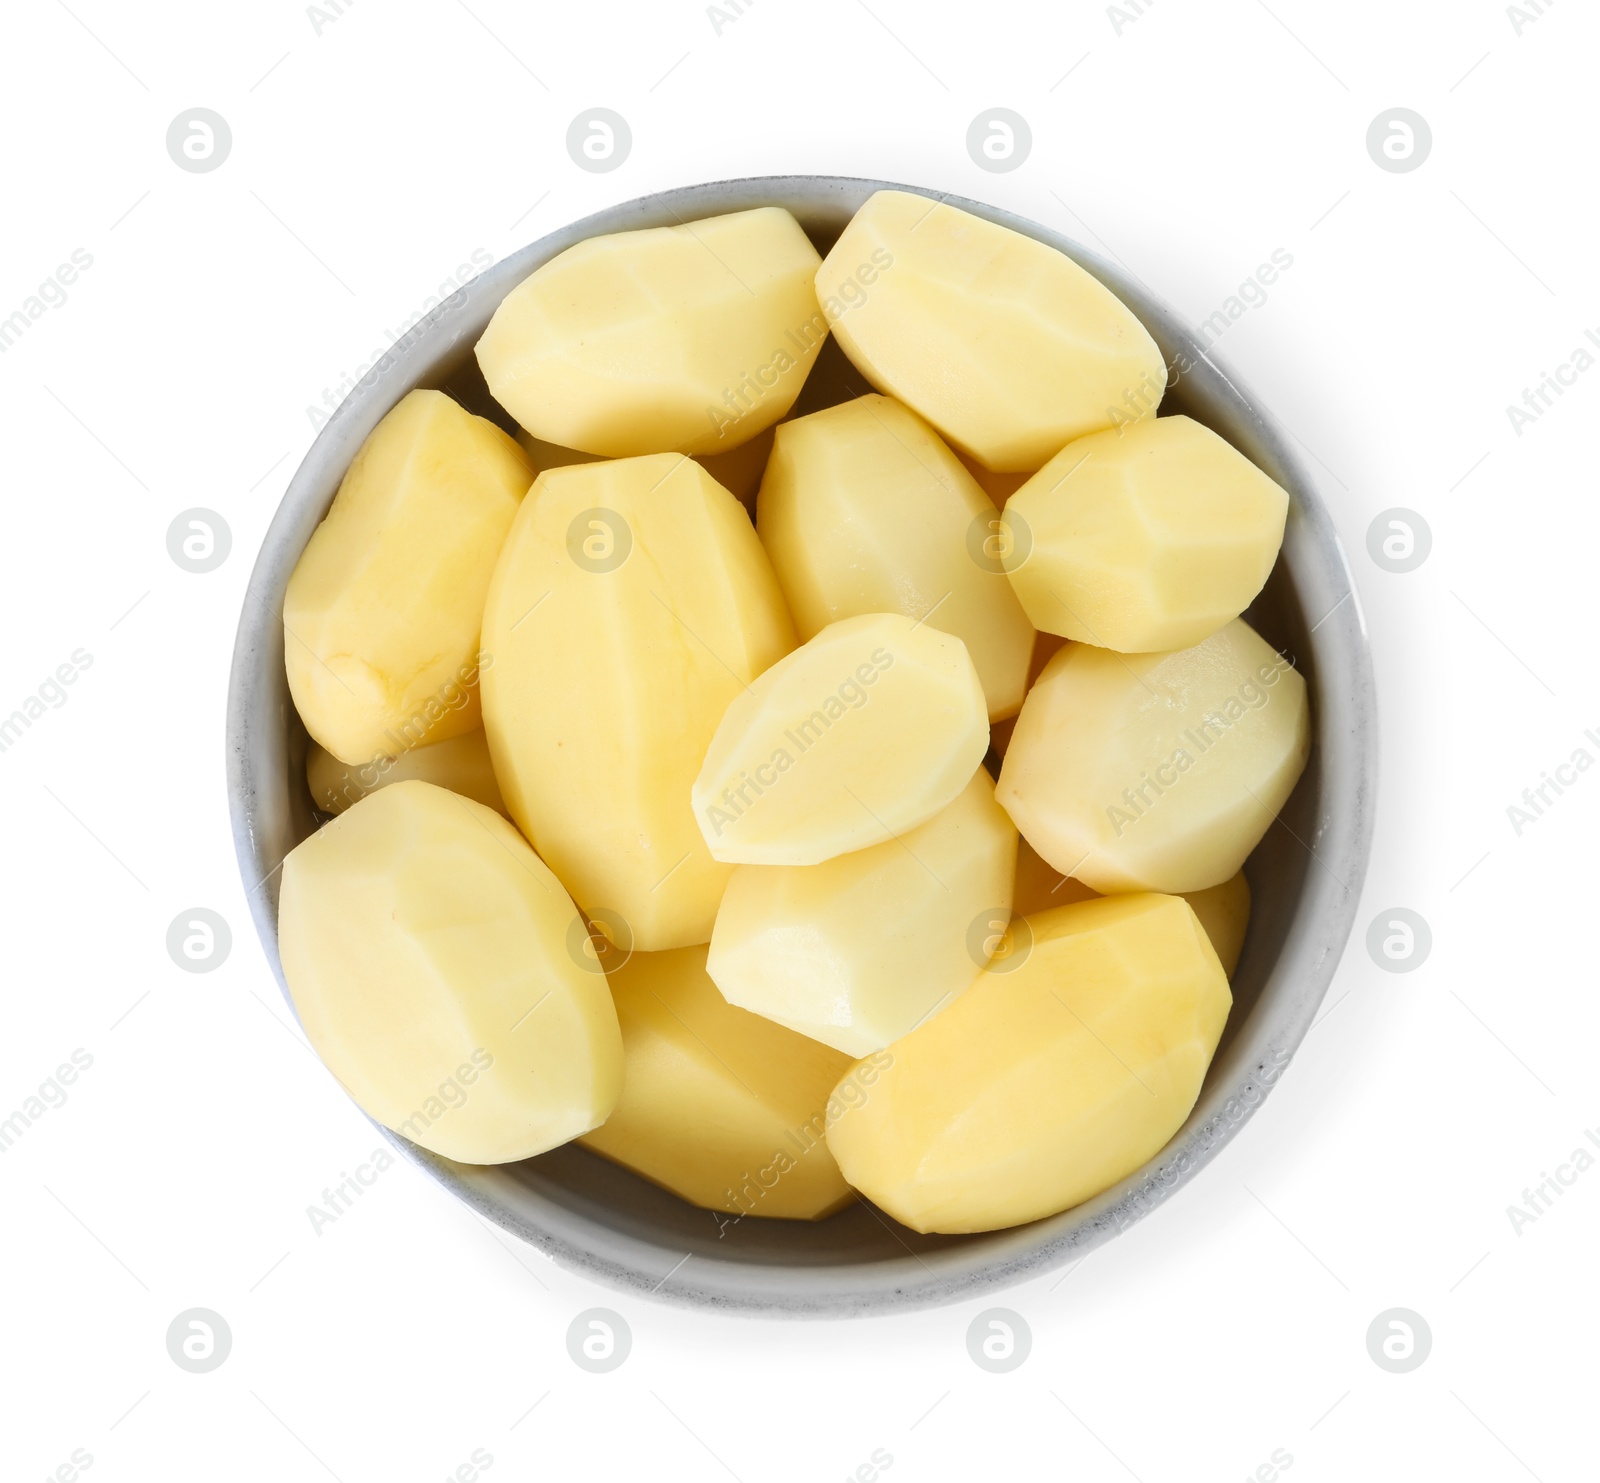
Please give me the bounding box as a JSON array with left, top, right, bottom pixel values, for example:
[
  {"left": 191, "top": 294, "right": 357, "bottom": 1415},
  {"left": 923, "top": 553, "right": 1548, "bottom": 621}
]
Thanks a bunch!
[{"left": 228, "top": 176, "right": 1375, "bottom": 1317}]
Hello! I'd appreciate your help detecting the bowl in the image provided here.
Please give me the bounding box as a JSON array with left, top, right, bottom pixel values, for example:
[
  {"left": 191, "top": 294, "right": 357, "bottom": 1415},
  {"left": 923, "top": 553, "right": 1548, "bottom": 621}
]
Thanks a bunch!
[{"left": 226, "top": 175, "right": 1377, "bottom": 1318}]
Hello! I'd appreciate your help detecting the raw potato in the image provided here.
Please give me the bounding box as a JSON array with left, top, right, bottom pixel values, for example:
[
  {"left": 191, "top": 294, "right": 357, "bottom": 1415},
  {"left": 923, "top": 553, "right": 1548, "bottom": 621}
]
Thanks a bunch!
[
  {"left": 815, "top": 190, "right": 1167, "bottom": 472},
  {"left": 707, "top": 770, "right": 1018, "bottom": 1056},
  {"left": 277, "top": 780, "right": 623, "bottom": 1164},
  {"left": 478, "top": 207, "right": 826, "bottom": 458},
  {"left": 284, "top": 390, "right": 532, "bottom": 765},
  {"left": 757, "top": 394, "right": 1036, "bottom": 722},
  {"left": 996, "top": 619, "right": 1309, "bottom": 894},
  {"left": 1010, "top": 840, "right": 1252, "bottom": 978},
  {"left": 579, "top": 945, "right": 856, "bottom": 1220},
  {"left": 1002, "top": 415, "right": 1290, "bottom": 652},
  {"left": 826, "top": 893, "right": 1231, "bottom": 1233},
  {"left": 516, "top": 424, "right": 776, "bottom": 512},
  {"left": 482, "top": 454, "right": 795, "bottom": 950},
  {"left": 692, "top": 612, "right": 989, "bottom": 866},
  {"left": 306, "top": 731, "right": 507, "bottom": 818}
]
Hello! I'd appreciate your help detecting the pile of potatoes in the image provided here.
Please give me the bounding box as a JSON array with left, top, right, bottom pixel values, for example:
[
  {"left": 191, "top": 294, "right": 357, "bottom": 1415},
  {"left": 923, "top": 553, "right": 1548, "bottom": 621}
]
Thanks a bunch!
[{"left": 277, "top": 191, "right": 1308, "bottom": 1236}]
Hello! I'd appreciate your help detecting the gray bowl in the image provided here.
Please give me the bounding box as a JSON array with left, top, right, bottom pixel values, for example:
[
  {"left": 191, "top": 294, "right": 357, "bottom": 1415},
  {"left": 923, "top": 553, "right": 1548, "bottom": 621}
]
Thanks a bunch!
[{"left": 227, "top": 175, "right": 1377, "bottom": 1318}]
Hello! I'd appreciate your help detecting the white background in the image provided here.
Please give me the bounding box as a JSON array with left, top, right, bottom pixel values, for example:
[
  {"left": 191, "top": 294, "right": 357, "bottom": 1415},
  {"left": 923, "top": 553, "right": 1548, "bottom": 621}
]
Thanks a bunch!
[{"left": 1, "top": 1, "right": 1595, "bottom": 1479}]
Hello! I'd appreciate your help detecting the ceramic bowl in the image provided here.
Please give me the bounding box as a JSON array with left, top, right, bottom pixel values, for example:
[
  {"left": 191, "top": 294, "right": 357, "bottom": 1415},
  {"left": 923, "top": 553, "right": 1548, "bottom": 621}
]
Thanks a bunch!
[{"left": 226, "top": 175, "right": 1377, "bottom": 1317}]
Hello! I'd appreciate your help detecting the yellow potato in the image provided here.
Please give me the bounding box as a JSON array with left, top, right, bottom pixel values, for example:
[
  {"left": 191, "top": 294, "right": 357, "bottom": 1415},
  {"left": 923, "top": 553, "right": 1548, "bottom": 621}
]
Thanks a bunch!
[
  {"left": 283, "top": 389, "right": 531, "bottom": 765},
  {"left": 579, "top": 945, "right": 856, "bottom": 1220},
  {"left": 1011, "top": 841, "right": 1251, "bottom": 977},
  {"left": 756, "top": 394, "right": 1035, "bottom": 721},
  {"left": 482, "top": 454, "right": 795, "bottom": 950},
  {"left": 517, "top": 423, "right": 775, "bottom": 513},
  {"left": 278, "top": 781, "right": 623, "bottom": 1164},
  {"left": 707, "top": 770, "right": 1018, "bottom": 1056},
  {"left": 826, "top": 893, "right": 1231, "bottom": 1233},
  {"left": 306, "top": 731, "right": 506, "bottom": 817},
  {"left": 478, "top": 207, "right": 825, "bottom": 458},
  {"left": 1002, "top": 415, "right": 1289, "bottom": 652},
  {"left": 996, "top": 620, "right": 1309, "bottom": 894},
  {"left": 692, "top": 612, "right": 989, "bottom": 866},
  {"left": 815, "top": 190, "right": 1167, "bottom": 471}
]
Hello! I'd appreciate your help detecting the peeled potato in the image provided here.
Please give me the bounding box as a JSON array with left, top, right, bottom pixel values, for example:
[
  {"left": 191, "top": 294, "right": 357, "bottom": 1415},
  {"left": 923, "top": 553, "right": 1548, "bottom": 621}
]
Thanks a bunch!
[
  {"left": 692, "top": 612, "right": 989, "bottom": 866},
  {"left": 306, "top": 731, "right": 506, "bottom": 817},
  {"left": 1011, "top": 841, "right": 1251, "bottom": 977},
  {"left": 707, "top": 769, "right": 1017, "bottom": 1056},
  {"left": 756, "top": 394, "right": 1036, "bottom": 721},
  {"left": 283, "top": 390, "right": 531, "bottom": 765},
  {"left": 479, "top": 207, "right": 825, "bottom": 458},
  {"left": 579, "top": 945, "right": 855, "bottom": 1220},
  {"left": 996, "top": 620, "right": 1309, "bottom": 894},
  {"left": 482, "top": 454, "right": 794, "bottom": 950},
  {"left": 826, "top": 893, "right": 1231, "bottom": 1233},
  {"left": 1002, "top": 415, "right": 1289, "bottom": 652},
  {"left": 815, "top": 190, "right": 1167, "bottom": 472},
  {"left": 277, "top": 780, "right": 623, "bottom": 1164}
]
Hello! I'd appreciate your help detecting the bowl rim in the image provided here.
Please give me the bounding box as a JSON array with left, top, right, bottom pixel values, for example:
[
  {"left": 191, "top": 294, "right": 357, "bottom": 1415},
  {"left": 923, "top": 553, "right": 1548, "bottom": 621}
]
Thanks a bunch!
[{"left": 226, "top": 173, "right": 1378, "bottom": 1318}]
